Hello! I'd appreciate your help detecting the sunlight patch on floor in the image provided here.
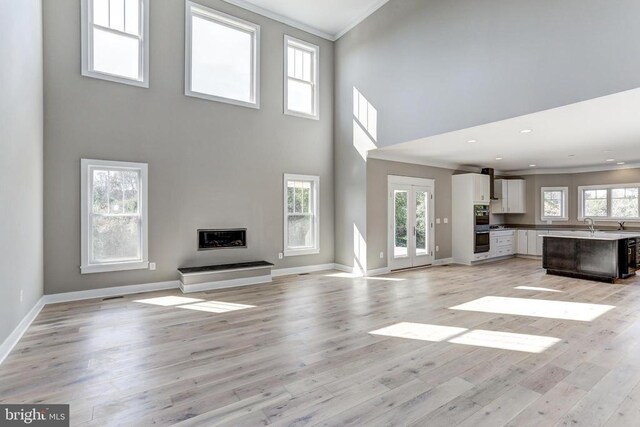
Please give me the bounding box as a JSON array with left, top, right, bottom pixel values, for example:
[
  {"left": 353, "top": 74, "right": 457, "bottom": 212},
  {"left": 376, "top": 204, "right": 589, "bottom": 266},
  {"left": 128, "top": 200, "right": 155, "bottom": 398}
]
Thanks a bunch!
[
  {"left": 450, "top": 296, "right": 614, "bottom": 321},
  {"left": 369, "top": 322, "right": 561, "bottom": 353},
  {"left": 177, "top": 301, "right": 256, "bottom": 313},
  {"left": 134, "top": 296, "right": 204, "bottom": 306},
  {"left": 370, "top": 322, "right": 467, "bottom": 342},
  {"left": 448, "top": 329, "right": 561, "bottom": 353},
  {"left": 514, "top": 286, "right": 562, "bottom": 293}
]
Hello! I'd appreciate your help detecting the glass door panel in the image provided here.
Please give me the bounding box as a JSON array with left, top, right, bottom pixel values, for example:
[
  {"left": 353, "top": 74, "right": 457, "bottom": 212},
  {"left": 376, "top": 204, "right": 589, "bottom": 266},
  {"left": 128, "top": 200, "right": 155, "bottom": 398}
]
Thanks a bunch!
[
  {"left": 394, "top": 190, "right": 408, "bottom": 259},
  {"left": 415, "top": 190, "right": 428, "bottom": 257}
]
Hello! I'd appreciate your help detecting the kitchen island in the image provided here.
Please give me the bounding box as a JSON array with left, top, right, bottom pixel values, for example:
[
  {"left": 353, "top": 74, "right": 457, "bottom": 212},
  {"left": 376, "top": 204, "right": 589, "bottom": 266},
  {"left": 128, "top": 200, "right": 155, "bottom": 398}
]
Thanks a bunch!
[{"left": 543, "top": 232, "right": 639, "bottom": 283}]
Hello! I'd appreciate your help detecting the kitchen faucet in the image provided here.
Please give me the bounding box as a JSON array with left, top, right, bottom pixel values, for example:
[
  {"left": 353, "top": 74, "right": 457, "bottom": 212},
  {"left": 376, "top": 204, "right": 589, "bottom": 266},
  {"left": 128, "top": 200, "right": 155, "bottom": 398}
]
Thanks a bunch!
[
  {"left": 618, "top": 221, "right": 626, "bottom": 231},
  {"left": 584, "top": 217, "right": 595, "bottom": 236}
]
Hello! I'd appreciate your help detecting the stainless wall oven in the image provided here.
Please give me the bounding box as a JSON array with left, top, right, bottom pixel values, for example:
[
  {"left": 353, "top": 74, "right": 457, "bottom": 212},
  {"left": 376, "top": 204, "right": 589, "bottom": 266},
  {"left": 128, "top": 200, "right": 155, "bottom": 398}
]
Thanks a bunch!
[
  {"left": 474, "top": 205, "right": 490, "bottom": 226},
  {"left": 474, "top": 228, "right": 490, "bottom": 253}
]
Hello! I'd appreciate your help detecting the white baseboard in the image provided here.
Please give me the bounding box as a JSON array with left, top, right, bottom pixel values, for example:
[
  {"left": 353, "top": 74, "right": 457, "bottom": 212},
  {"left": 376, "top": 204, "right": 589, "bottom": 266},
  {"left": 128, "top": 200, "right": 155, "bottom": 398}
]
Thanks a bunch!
[
  {"left": 180, "top": 275, "right": 272, "bottom": 293},
  {"left": 433, "top": 257, "right": 455, "bottom": 265},
  {"left": 365, "top": 267, "right": 391, "bottom": 276},
  {"left": 0, "top": 296, "right": 46, "bottom": 365},
  {"left": 272, "top": 263, "right": 336, "bottom": 277},
  {"left": 43, "top": 280, "right": 180, "bottom": 304},
  {"left": 333, "top": 264, "right": 353, "bottom": 273}
]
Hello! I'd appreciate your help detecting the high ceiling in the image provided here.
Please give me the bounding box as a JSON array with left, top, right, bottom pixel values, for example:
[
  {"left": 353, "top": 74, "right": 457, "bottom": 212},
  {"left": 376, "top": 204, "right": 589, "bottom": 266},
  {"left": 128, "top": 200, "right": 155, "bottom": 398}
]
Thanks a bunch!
[
  {"left": 221, "top": 0, "right": 389, "bottom": 40},
  {"left": 369, "top": 88, "right": 640, "bottom": 175}
]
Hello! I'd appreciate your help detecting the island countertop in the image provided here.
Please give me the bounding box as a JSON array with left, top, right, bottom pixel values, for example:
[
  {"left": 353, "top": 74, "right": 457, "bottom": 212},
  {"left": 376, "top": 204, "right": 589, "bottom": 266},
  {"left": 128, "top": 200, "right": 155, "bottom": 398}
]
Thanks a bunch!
[{"left": 542, "top": 231, "right": 640, "bottom": 241}]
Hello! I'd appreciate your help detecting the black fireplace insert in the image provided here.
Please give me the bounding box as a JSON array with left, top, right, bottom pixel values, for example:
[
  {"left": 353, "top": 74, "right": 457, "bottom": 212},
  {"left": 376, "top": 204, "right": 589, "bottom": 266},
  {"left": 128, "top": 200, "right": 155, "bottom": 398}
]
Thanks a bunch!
[{"left": 198, "top": 229, "right": 247, "bottom": 250}]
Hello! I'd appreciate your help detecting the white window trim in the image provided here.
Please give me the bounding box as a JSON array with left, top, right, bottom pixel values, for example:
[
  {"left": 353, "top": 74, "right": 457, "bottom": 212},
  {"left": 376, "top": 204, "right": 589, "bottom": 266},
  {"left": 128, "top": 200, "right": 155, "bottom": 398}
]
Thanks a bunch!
[
  {"left": 80, "top": 0, "right": 150, "bottom": 88},
  {"left": 577, "top": 183, "right": 640, "bottom": 222},
  {"left": 184, "top": 1, "right": 260, "bottom": 109},
  {"left": 283, "top": 35, "right": 319, "bottom": 120},
  {"left": 541, "top": 186, "right": 569, "bottom": 221},
  {"left": 283, "top": 174, "right": 320, "bottom": 256},
  {"left": 81, "top": 159, "right": 149, "bottom": 274}
]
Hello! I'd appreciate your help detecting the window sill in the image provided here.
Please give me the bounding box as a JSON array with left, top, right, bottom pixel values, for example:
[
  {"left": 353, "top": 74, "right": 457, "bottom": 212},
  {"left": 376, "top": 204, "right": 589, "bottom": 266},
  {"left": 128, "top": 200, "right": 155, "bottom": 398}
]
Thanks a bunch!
[
  {"left": 541, "top": 217, "right": 568, "bottom": 222},
  {"left": 81, "top": 261, "right": 149, "bottom": 274},
  {"left": 185, "top": 89, "right": 260, "bottom": 109},
  {"left": 82, "top": 70, "right": 148, "bottom": 88},
  {"left": 284, "top": 109, "right": 319, "bottom": 121},
  {"left": 284, "top": 248, "right": 320, "bottom": 257},
  {"left": 577, "top": 217, "right": 640, "bottom": 223}
]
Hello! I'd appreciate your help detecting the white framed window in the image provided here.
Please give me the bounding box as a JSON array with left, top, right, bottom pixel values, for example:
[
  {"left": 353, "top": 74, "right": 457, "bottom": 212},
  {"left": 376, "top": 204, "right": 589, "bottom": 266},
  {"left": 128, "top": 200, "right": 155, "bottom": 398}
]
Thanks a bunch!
[
  {"left": 185, "top": 1, "right": 260, "bottom": 108},
  {"left": 578, "top": 184, "right": 640, "bottom": 221},
  {"left": 284, "top": 35, "right": 319, "bottom": 119},
  {"left": 81, "top": 0, "right": 149, "bottom": 87},
  {"left": 541, "top": 187, "right": 568, "bottom": 221},
  {"left": 284, "top": 174, "right": 320, "bottom": 256},
  {"left": 81, "top": 159, "right": 149, "bottom": 274}
]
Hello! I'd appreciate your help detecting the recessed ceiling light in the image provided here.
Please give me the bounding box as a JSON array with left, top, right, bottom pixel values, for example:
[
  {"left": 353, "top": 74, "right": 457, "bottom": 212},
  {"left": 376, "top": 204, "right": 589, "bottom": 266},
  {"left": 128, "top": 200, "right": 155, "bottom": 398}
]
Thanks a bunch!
[
  {"left": 495, "top": 157, "right": 503, "bottom": 160},
  {"left": 606, "top": 159, "right": 615, "bottom": 162},
  {"left": 467, "top": 139, "right": 477, "bottom": 143},
  {"left": 617, "top": 162, "right": 625, "bottom": 165},
  {"left": 520, "top": 129, "right": 533, "bottom": 134},
  {"left": 529, "top": 164, "right": 536, "bottom": 167},
  {"left": 568, "top": 154, "right": 576, "bottom": 157},
  {"left": 603, "top": 150, "right": 612, "bottom": 153}
]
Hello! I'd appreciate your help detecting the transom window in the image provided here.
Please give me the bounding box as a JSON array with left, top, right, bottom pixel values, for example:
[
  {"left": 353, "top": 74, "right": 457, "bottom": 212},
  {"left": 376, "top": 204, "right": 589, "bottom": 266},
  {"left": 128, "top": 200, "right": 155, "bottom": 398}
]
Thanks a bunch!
[
  {"left": 81, "top": 0, "right": 149, "bottom": 87},
  {"left": 579, "top": 184, "right": 640, "bottom": 221},
  {"left": 185, "top": 1, "right": 260, "bottom": 108},
  {"left": 81, "top": 159, "right": 149, "bottom": 273},
  {"left": 284, "top": 36, "right": 319, "bottom": 119},
  {"left": 541, "top": 187, "right": 568, "bottom": 221},
  {"left": 284, "top": 174, "right": 320, "bottom": 256}
]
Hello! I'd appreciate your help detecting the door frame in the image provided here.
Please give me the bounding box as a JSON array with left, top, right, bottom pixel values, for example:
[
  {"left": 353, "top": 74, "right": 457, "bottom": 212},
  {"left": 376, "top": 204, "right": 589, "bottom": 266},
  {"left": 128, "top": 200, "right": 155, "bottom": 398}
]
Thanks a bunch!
[{"left": 387, "top": 175, "right": 436, "bottom": 270}]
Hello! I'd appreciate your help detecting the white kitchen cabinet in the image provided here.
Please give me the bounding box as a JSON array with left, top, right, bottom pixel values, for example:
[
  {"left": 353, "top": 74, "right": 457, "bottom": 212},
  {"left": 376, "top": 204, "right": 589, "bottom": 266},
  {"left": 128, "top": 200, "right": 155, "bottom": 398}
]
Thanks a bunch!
[
  {"left": 490, "top": 230, "right": 515, "bottom": 258},
  {"left": 492, "top": 179, "right": 526, "bottom": 214},
  {"left": 516, "top": 229, "right": 548, "bottom": 256},
  {"left": 473, "top": 174, "right": 490, "bottom": 204},
  {"left": 516, "top": 230, "right": 528, "bottom": 254}
]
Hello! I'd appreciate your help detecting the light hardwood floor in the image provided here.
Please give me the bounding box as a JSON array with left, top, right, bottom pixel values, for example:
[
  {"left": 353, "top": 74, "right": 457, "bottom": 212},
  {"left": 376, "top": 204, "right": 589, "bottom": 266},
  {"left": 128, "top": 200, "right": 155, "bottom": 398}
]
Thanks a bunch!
[{"left": 1, "top": 258, "right": 640, "bottom": 426}]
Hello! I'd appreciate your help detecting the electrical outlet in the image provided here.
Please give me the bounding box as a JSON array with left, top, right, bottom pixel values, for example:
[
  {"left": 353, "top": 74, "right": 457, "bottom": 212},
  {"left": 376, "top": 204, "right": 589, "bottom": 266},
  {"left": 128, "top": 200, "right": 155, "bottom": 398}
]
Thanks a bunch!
[
  {"left": 278, "top": 253, "right": 283, "bottom": 259},
  {"left": 444, "top": 218, "right": 449, "bottom": 224},
  {"left": 436, "top": 246, "right": 439, "bottom": 252},
  {"left": 20, "top": 290, "right": 23, "bottom": 303},
  {"left": 149, "top": 262, "right": 156, "bottom": 271},
  {"left": 436, "top": 218, "right": 441, "bottom": 224},
  {"left": 379, "top": 251, "right": 384, "bottom": 259}
]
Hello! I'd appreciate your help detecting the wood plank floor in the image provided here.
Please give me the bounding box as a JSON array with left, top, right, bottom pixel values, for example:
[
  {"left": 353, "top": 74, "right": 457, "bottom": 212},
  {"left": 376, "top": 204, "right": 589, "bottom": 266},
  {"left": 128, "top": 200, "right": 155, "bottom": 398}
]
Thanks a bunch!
[{"left": 1, "top": 258, "right": 640, "bottom": 426}]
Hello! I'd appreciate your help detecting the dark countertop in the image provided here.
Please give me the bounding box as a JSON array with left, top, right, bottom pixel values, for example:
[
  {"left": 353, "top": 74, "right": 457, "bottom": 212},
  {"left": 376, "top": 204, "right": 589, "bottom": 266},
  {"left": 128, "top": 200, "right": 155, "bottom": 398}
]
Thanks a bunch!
[
  {"left": 179, "top": 261, "right": 274, "bottom": 274},
  {"left": 492, "top": 224, "right": 640, "bottom": 232}
]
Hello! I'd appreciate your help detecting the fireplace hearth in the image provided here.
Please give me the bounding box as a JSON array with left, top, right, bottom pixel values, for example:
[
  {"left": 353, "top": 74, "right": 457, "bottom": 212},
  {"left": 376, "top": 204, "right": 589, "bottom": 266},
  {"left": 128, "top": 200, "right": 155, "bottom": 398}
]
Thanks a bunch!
[{"left": 198, "top": 229, "right": 247, "bottom": 250}]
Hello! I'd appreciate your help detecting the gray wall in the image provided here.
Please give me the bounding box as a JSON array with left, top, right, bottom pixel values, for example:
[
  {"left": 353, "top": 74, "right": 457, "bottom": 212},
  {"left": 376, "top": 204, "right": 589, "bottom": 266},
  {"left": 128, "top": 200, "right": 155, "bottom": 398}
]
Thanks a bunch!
[
  {"left": 43, "top": 0, "right": 334, "bottom": 294},
  {"left": 367, "top": 159, "right": 454, "bottom": 270},
  {"left": 0, "top": 0, "right": 44, "bottom": 343},
  {"left": 334, "top": 0, "right": 640, "bottom": 269},
  {"left": 506, "top": 168, "right": 640, "bottom": 226}
]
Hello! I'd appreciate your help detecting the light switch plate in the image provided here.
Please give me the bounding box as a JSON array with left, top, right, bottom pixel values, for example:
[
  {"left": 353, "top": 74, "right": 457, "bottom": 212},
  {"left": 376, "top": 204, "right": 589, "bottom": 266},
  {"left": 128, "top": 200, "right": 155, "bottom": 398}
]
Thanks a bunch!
[
  {"left": 444, "top": 218, "right": 449, "bottom": 224},
  {"left": 436, "top": 218, "right": 441, "bottom": 224}
]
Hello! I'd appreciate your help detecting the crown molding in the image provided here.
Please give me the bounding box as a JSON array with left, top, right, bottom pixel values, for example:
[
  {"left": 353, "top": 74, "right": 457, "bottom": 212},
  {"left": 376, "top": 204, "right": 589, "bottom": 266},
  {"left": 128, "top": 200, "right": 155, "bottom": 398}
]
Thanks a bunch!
[
  {"left": 220, "top": 0, "right": 390, "bottom": 41},
  {"left": 220, "top": 0, "right": 335, "bottom": 40},
  {"left": 367, "top": 150, "right": 479, "bottom": 173},
  {"left": 334, "top": 0, "right": 390, "bottom": 40},
  {"left": 504, "top": 162, "right": 640, "bottom": 176}
]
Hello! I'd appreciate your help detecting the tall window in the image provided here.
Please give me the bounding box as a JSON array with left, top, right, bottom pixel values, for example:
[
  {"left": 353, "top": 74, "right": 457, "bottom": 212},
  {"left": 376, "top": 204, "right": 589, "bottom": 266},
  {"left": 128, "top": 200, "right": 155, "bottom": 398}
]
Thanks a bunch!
[
  {"left": 284, "top": 35, "right": 319, "bottom": 119},
  {"left": 579, "top": 184, "right": 640, "bottom": 220},
  {"left": 284, "top": 174, "right": 320, "bottom": 256},
  {"left": 81, "top": 0, "right": 149, "bottom": 87},
  {"left": 541, "top": 187, "right": 568, "bottom": 221},
  {"left": 185, "top": 1, "right": 260, "bottom": 108},
  {"left": 81, "top": 159, "right": 148, "bottom": 273}
]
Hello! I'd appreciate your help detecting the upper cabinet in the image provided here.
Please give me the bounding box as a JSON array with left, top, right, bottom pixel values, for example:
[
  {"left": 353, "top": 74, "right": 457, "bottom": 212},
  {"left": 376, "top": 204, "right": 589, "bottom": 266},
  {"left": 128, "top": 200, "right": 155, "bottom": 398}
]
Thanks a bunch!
[
  {"left": 492, "top": 179, "right": 526, "bottom": 214},
  {"left": 452, "top": 173, "right": 491, "bottom": 205},
  {"left": 472, "top": 174, "right": 491, "bottom": 204}
]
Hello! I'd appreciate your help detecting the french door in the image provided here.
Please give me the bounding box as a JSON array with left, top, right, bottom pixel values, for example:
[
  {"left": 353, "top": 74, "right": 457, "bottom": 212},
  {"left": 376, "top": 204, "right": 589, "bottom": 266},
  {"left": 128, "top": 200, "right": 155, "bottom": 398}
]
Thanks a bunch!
[{"left": 388, "top": 177, "right": 435, "bottom": 270}]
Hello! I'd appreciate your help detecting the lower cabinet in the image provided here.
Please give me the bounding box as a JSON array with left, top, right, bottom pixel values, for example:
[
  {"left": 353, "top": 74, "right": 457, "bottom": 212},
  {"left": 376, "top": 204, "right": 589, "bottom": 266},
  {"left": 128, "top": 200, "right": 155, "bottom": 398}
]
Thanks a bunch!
[
  {"left": 489, "top": 230, "right": 516, "bottom": 258},
  {"left": 516, "top": 230, "right": 548, "bottom": 256}
]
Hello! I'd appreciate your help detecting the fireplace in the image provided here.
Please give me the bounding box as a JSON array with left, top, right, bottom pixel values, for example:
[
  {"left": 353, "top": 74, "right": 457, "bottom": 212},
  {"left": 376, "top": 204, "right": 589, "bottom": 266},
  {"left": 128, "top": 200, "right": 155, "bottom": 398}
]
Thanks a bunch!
[{"left": 198, "top": 229, "right": 247, "bottom": 250}]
